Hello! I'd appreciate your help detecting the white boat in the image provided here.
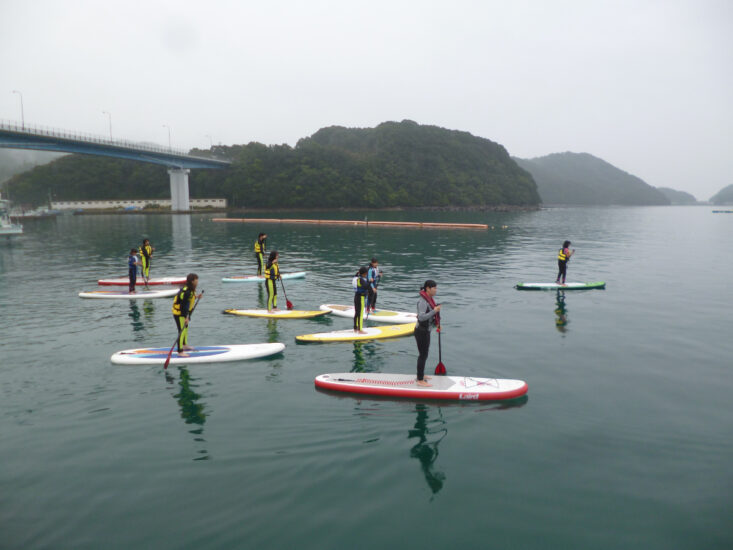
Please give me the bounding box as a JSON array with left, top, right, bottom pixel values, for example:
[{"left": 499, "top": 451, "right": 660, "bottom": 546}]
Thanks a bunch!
[{"left": 0, "top": 197, "right": 23, "bottom": 237}]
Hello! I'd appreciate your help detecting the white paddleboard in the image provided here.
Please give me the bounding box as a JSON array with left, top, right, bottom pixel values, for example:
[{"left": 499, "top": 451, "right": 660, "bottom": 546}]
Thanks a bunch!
[
  {"left": 315, "top": 373, "right": 528, "bottom": 401},
  {"left": 79, "top": 288, "right": 180, "bottom": 299},
  {"left": 222, "top": 271, "right": 306, "bottom": 283},
  {"left": 319, "top": 304, "right": 417, "bottom": 324},
  {"left": 111, "top": 343, "right": 286, "bottom": 365},
  {"left": 98, "top": 276, "right": 187, "bottom": 286},
  {"left": 516, "top": 281, "right": 606, "bottom": 290}
]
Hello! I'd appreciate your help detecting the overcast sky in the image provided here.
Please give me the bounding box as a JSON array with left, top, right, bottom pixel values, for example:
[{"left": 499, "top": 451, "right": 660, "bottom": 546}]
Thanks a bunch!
[{"left": 1, "top": 0, "right": 731, "bottom": 199}]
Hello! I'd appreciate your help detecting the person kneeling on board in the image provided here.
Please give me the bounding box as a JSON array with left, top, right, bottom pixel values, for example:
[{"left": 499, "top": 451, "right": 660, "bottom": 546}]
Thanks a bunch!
[
  {"left": 556, "top": 240, "right": 575, "bottom": 286},
  {"left": 265, "top": 250, "right": 280, "bottom": 312},
  {"left": 128, "top": 248, "right": 142, "bottom": 293},
  {"left": 254, "top": 233, "right": 267, "bottom": 276},
  {"left": 415, "top": 280, "right": 441, "bottom": 387},
  {"left": 172, "top": 273, "right": 202, "bottom": 356},
  {"left": 353, "top": 266, "right": 370, "bottom": 334}
]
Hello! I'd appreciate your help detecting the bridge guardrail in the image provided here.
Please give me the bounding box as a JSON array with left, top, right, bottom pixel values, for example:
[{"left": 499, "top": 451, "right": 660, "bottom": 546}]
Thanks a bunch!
[{"left": 0, "top": 119, "right": 192, "bottom": 157}]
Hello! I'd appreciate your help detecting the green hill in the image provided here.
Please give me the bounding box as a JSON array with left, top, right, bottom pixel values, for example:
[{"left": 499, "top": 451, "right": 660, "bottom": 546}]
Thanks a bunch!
[
  {"left": 656, "top": 187, "right": 697, "bottom": 205},
  {"left": 710, "top": 184, "right": 733, "bottom": 205},
  {"left": 514, "top": 152, "right": 670, "bottom": 206},
  {"left": 4, "top": 120, "right": 540, "bottom": 209}
]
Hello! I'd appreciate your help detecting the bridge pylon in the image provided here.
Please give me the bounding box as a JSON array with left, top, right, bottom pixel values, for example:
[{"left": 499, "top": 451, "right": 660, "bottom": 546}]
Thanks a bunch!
[{"left": 168, "top": 168, "right": 191, "bottom": 211}]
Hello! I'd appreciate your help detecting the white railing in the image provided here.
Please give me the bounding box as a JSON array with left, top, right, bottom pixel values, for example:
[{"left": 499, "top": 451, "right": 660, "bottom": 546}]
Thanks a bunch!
[{"left": 0, "top": 118, "right": 192, "bottom": 157}]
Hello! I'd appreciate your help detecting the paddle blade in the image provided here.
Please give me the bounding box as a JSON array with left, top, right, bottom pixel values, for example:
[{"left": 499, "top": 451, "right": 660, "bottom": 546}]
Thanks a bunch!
[
  {"left": 434, "top": 361, "right": 447, "bottom": 376},
  {"left": 163, "top": 347, "right": 174, "bottom": 370},
  {"left": 286, "top": 299, "right": 294, "bottom": 310}
]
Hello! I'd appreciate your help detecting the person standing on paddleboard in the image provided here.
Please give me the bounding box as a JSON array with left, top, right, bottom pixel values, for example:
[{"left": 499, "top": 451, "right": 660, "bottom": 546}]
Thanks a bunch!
[
  {"left": 265, "top": 250, "right": 280, "bottom": 312},
  {"left": 556, "top": 240, "right": 575, "bottom": 286},
  {"left": 128, "top": 248, "right": 142, "bottom": 293},
  {"left": 415, "top": 280, "right": 441, "bottom": 387},
  {"left": 140, "top": 239, "right": 154, "bottom": 281},
  {"left": 353, "top": 266, "right": 369, "bottom": 334},
  {"left": 254, "top": 233, "right": 267, "bottom": 276},
  {"left": 172, "top": 273, "right": 202, "bottom": 357},
  {"left": 366, "top": 257, "right": 381, "bottom": 313}
]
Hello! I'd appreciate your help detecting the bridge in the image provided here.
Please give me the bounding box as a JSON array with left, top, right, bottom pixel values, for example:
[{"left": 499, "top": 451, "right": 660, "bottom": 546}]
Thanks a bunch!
[{"left": 0, "top": 120, "right": 231, "bottom": 211}]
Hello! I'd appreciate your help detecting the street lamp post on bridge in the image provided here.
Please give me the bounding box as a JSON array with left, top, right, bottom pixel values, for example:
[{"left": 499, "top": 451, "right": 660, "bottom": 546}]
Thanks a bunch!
[
  {"left": 102, "top": 111, "right": 112, "bottom": 140},
  {"left": 12, "top": 90, "right": 24, "bottom": 130},
  {"left": 162, "top": 124, "right": 172, "bottom": 150}
]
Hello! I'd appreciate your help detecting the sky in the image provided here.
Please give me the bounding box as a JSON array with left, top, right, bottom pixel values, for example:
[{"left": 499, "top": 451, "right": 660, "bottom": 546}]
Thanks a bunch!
[{"left": 1, "top": 0, "right": 731, "bottom": 200}]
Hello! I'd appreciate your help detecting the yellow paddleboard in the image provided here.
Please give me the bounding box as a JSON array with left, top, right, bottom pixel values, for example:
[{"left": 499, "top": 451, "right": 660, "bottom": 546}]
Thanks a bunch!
[
  {"left": 224, "top": 309, "right": 330, "bottom": 319},
  {"left": 296, "top": 323, "right": 415, "bottom": 343}
]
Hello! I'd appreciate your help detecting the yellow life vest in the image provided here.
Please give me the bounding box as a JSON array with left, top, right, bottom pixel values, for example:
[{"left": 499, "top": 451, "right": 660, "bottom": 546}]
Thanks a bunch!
[
  {"left": 558, "top": 248, "right": 568, "bottom": 261},
  {"left": 254, "top": 240, "right": 265, "bottom": 254},
  {"left": 142, "top": 244, "right": 152, "bottom": 259},
  {"left": 172, "top": 285, "right": 195, "bottom": 316},
  {"left": 265, "top": 263, "right": 280, "bottom": 280}
]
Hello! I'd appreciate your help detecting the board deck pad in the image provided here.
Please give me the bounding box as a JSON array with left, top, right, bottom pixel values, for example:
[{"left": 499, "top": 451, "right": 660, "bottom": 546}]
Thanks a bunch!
[
  {"left": 320, "top": 304, "right": 417, "bottom": 324},
  {"left": 296, "top": 323, "right": 415, "bottom": 343},
  {"left": 111, "top": 343, "right": 285, "bottom": 365},
  {"left": 221, "top": 271, "right": 306, "bottom": 283},
  {"left": 98, "top": 276, "right": 187, "bottom": 286},
  {"left": 315, "top": 373, "right": 528, "bottom": 401},
  {"left": 223, "top": 309, "right": 330, "bottom": 319},
  {"left": 79, "top": 288, "right": 179, "bottom": 299},
  {"left": 515, "top": 281, "right": 606, "bottom": 290}
]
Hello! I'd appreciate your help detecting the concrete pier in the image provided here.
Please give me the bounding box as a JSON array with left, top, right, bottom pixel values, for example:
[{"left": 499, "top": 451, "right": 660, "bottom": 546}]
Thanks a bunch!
[{"left": 168, "top": 168, "right": 191, "bottom": 211}]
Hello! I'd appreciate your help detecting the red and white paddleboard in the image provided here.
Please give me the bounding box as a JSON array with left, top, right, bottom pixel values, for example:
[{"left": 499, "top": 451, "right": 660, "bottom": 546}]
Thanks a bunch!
[
  {"left": 315, "top": 373, "right": 528, "bottom": 401},
  {"left": 98, "top": 276, "right": 187, "bottom": 286}
]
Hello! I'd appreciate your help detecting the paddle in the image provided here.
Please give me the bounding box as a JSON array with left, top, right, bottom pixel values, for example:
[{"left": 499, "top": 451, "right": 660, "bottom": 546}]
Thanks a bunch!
[
  {"left": 434, "top": 324, "right": 446, "bottom": 376},
  {"left": 279, "top": 277, "right": 294, "bottom": 310},
  {"left": 163, "top": 290, "right": 204, "bottom": 370}
]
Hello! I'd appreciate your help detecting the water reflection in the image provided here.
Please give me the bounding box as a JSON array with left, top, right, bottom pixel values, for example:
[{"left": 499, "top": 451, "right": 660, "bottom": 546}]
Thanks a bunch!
[
  {"left": 408, "top": 404, "right": 447, "bottom": 496},
  {"left": 166, "top": 367, "right": 210, "bottom": 461},
  {"left": 171, "top": 214, "right": 192, "bottom": 253},
  {"left": 257, "top": 284, "right": 266, "bottom": 309},
  {"left": 128, "top": 302, "right": 143, "bottom": 333},
  {"left": 350, "top": 342, "right": 381, "bottom": 373},
  {"left": 554, "top": 290, "right": 568, "bottom": 334},
  {"left": 129, "top": 301, "right": 156, "bottom": 339},
  {"left": 266, "top": 318, "right": 280, "bottom": 343}
]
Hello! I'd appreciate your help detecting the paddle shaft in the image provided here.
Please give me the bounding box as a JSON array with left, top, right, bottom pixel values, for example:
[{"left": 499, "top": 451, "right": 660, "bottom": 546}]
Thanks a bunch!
[
  {"left": 164, "top": 290, "right": 204, "bottom": 370},
  {"left": 279, "top": 277, "right": 293, "bottom": 309}
]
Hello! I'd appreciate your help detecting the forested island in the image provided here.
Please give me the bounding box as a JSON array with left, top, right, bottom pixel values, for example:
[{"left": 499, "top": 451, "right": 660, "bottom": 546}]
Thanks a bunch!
[
  {"left": 2, "top": 120, "right": 541, "bottom": 209},
  {"left": 710, "top": 184, "right": 733, "bottom": 205},
  {"left": 656, "top": 187, "right": 697, "bottom": 205},
  {"left": 514, "top": 152, "right": 670, "bottom": 206}
]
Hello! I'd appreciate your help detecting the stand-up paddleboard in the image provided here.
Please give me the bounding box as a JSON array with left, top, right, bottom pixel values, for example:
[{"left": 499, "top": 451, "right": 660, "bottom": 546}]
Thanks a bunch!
[
  {"left": 223, "top": 308, "right": 330, "bottom": 319},
  {"left": 79, "top": 288, "right": 180, "bottom": 299},
  {"left": 315, "top": 373, "right": 528, "bottom": 401},
  {"left": 222, "top": 271, "right": 306, "bottom": 283},
  {"left": 296, "top": 323, "right": 415, "bottom": 343},
  {"left": 319, "top": 304, "right": 417, "bottom": 324},
  {"left": 111, "top": 343, "right": 285, "bottom": 365},
  {"left": 515, "top": 281, "right": 606, "bottom": 290},
  {"left": 98, "top": 276, "right": 187, "bottom": 286}
]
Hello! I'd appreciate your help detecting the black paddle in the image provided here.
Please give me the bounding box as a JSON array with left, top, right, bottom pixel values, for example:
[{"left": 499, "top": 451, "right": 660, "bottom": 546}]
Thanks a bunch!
[
  {"left": 279, "top": 277, "right": 294, "bottom": 310},
  {"left": 163, "top": 290, "right": 204, "bottom": 370}
]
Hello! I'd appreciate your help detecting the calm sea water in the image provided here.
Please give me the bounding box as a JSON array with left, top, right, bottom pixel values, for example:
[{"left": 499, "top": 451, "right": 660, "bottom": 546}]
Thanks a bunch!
[{"left": 1, "top": 207, "right": 731, "bottom": 549}]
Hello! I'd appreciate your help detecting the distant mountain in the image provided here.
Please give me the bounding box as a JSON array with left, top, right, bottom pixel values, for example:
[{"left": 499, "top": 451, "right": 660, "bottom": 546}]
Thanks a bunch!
[
  {"left": 0, "top": 149, "right": 64, "bottom": 186},
  {"left": 656, "top": 187, "right": 697, "bottom": 205},
  {"left": 514, "top": 152, "right": 670, "bottom": 206},
  {"left": 710, "top": 184, "right": 733, "bottom": 205}
]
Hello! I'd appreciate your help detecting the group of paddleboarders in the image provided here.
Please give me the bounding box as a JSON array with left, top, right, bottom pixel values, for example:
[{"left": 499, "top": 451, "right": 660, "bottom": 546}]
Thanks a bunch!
[
  {"left": 126, "top": 239, "right": 155, "bottom": 292},
  {"left": 351, "top": 258, "right": 382, "bottom": 334}
]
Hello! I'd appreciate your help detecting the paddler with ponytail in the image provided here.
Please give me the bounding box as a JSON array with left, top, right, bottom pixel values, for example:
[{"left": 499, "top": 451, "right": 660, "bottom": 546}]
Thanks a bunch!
[
  {"left": 415, "top": 280, "right": 441, "bottom": 387},
  {"left": 353, "top": 266, "right": 369, "bottom": 334},
  {"left": 254, "top": 233, "right": 267, "bottom": 276},
  {"left": 556, "top": 240, "right": 575, "bottom": 286},
  {"left": 172, "top": 273, "right": 202, "bottom": 357},
  {"left": 265, "top": 250, "right": 280, "bottom": 312}
]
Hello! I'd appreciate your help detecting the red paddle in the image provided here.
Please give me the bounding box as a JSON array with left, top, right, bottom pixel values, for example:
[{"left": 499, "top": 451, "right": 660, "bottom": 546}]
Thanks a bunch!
[
  {"left": 434, "top": 325, "right": 446, "bottom": 375},
  {"left": 279, "top": 277, "right": 294, "bottom": 310},
  {"left": 164, "top": 290, "right": 204, "bottom": 370}
]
